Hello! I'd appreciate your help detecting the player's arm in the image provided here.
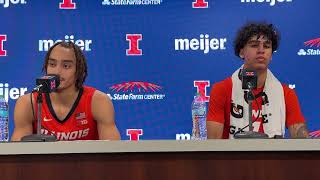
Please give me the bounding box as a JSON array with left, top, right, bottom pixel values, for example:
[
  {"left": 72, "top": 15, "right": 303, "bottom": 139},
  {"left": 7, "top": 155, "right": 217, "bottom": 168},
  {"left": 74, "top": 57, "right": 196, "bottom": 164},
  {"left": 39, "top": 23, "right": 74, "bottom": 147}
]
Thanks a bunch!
[
  {"left": 207, "top": 121, "right": 224, "bottom": 139},
  {"left": 92, "top": 90, "right": 120, "bottom": 140},
  {"left": 284, "top": 86, "right": 309, "bottom": 138},
  {"left": 11, "top": 93, "right": 34, "bottom": 141},
  {"left": 206, "top": 80, "right": 228, "bottom": 139},
  {"left": 288, "top": 123, "right": 309, "bottom": 138}
]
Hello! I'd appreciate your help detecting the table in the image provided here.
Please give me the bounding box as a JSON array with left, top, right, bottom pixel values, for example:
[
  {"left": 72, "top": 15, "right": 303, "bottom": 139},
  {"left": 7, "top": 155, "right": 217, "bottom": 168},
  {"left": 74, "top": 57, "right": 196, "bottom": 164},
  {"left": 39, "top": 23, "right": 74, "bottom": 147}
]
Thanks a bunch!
[{"left": 0, "top": 139, "right": 319, "bottom": 180}]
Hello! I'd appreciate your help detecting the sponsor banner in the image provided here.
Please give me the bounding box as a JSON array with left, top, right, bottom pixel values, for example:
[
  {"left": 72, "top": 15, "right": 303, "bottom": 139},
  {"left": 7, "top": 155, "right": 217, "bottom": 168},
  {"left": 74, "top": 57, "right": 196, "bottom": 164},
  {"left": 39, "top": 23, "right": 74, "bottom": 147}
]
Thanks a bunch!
[
  {"left": 240, "top": 0, "right": 292, "bottom": 6},
  {"left": 176, "top": 133, "right": 191, "bottom": 140},
  {"left": 108, "top": 82, "right": 166, "bottom": 101},
  {"left": 102, "top": 0, "right": 163, "bottom": 6},
  {"left": 0, "top": 83, "right": 28, "bottom": 102},
  {"left": 298, "top": 38, "right": 320, "bottom": 56},
  {"left": 175, "top": 34, "right": 227, "bottom": 54},
  {"left": 309, "top": 130, "right": 320, "bottom": 138},
  {"left": 0, "top": 0, "right": 27, "bottom": 8},
  {"left": 39, "top": 35, "right": 92, "bottom": 52}
]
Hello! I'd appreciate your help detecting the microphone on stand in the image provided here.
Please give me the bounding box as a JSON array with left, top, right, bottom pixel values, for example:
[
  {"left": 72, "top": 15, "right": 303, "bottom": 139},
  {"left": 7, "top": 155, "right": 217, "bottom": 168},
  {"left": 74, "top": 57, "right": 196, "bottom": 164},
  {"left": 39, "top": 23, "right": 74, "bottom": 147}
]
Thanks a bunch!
[
  {"left": 234, "top": 69, "right": 268, "bottom": 139},
  {"left": 21, "top": 74, "right": 60, "bottom": 142},
  {"left": 242, "top": 69, "right": 257, "bottom": 90},
  {"left": 33, "top": 74, "right": 60, "bottom": 93},
  {"left": 242, "top": 69, "right": 257, "bottom": 106}
]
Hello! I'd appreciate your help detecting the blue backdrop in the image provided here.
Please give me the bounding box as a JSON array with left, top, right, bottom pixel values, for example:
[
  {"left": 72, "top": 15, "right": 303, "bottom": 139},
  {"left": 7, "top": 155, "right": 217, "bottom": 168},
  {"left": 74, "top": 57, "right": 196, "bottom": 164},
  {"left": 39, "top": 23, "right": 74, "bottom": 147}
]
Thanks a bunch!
[{"left": 0, "top": 0, "right": 319, "bottom": 140}]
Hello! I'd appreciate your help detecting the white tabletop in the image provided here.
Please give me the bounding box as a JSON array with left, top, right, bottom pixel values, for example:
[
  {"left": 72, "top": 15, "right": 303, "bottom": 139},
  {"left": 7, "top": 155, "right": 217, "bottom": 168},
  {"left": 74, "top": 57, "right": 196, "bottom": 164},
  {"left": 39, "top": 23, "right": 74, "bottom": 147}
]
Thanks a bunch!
[{"left": 0, "top": 139, "right": 319, "bottom": 155}]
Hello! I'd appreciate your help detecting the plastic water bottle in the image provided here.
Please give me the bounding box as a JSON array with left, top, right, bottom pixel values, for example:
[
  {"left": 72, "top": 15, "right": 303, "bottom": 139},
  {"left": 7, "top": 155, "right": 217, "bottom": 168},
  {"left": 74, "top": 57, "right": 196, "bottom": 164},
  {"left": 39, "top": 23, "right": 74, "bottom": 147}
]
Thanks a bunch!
[
  {"left": 191, "top": 93, "right": 207, "bottom": 140},
  {"left": 0, "top": 96, "right": 9, "bottom": 142}
]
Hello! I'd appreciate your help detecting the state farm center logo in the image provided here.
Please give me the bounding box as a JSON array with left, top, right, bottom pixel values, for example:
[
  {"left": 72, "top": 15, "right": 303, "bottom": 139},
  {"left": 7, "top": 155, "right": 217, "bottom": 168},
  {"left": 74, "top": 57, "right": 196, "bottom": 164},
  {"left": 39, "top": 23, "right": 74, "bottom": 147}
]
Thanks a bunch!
[
  {"left": 309, "top": 130, "right": 320, "bottom": 138},
  {"left": 0, "top": 0, "right": 26, "bottom": 8},
  {"left": 102, "top": 0, "right": 163, "bottom": 6},
  {"left": 107, "top": 82, "right": 165, "bottom": 101},
  {"left": 297, "top": 38, "right": 320, "bottom": 56}
]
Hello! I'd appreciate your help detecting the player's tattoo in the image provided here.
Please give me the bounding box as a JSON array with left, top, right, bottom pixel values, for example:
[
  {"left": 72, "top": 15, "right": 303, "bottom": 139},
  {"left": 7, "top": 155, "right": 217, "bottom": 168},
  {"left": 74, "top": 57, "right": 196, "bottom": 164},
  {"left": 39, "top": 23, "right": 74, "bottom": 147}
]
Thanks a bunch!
[{"left": 289, "top": 123, "right": 309, "bottom": 138}]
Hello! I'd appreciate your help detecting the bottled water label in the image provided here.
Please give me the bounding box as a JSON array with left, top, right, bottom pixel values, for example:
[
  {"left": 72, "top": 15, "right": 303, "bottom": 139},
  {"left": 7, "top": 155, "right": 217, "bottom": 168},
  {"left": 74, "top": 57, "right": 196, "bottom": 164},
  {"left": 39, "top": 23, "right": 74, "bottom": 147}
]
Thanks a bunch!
[
  {"left": 0, "top": 110, "right": 8, "bottom": 117},
  {"left": 191, "top": 94, "right": 207, "bottom": 140},
  {"left": 0, "top": 121, "right": 8, "bottom": 141},
  {"left": 0, "top": 96, "right": 9, "bottom": 142}
]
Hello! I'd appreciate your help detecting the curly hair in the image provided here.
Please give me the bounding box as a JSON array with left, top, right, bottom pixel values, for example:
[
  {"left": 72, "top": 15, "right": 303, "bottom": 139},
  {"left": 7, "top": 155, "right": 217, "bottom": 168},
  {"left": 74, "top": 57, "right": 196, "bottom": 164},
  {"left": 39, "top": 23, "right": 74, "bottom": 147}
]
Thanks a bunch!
[
  {"left": 42, "top": 41, "right": 88, "bottom": 90},
  {"left": 233, "top": 22, "right": 280, "bottom": 58}
]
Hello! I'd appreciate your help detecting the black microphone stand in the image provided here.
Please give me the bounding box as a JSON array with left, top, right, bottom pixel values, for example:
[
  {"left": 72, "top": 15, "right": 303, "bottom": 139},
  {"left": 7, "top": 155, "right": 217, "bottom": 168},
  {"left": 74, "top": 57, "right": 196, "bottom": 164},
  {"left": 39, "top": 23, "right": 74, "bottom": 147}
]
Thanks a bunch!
[
  {"left": 21, "top": 88, "right": 57, "bottom": 142},
  {"left": 234, "top": 84, "right": 268, "bottom": 139}
]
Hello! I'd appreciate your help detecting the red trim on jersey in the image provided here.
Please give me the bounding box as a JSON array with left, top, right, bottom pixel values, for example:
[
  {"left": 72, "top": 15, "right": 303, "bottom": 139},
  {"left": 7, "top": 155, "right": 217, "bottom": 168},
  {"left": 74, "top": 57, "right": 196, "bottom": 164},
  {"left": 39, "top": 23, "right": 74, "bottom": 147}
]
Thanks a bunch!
[{"left": 33, "top": 86, "right": 99, "bottom": 141}]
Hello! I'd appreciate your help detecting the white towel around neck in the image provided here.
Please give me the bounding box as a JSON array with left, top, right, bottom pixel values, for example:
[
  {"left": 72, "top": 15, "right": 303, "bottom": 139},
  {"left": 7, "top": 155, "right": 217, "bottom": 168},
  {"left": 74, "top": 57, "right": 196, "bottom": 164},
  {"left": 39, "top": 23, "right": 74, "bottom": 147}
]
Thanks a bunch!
[{"left": 229, "top": 67, "right": 286, "bottom": 139}]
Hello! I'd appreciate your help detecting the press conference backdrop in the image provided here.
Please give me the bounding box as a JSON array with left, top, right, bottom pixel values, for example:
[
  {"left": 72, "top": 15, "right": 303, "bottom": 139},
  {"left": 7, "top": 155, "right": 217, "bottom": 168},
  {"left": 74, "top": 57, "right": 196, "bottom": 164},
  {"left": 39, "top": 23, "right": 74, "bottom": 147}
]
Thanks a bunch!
[{"left": 0, "top": 0, "right": 319, "bottom": 140}]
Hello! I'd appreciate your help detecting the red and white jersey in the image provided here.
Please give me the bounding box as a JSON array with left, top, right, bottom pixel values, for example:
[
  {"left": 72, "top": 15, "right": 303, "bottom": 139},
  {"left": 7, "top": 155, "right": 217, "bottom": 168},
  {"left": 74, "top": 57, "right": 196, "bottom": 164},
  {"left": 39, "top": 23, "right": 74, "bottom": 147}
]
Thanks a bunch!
[{"left": 33, "top": 86, "right": 99, "bottom": 141}]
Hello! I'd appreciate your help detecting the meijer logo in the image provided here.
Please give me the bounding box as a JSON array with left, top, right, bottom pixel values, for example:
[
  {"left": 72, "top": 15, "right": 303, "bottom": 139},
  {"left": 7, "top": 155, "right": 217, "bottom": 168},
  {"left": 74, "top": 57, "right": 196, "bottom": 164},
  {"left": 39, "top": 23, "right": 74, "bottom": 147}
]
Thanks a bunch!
[
  {"left": 176, "top": 133, "right": 191, "bottom": 140},
  {"left": 0, "top": 83, "right": 28, "bottom": 102},
  {"left": 0, "top": 35, "right": 7, "bottom": 56},
  {"left": 192, "top": 0, "right": 208, "bottom": 8},
  {"left": 126, "top": 34, "right": 142, "bottom": 56},
  {"left": 175, "top": 34, "right": 227, "bottom": 54},
  {"left": 59, "top": 0, "right": 76, "bottom": 9},
  {"left": 0, "top": 0, "right": 26, "bottom": 8},
  {"left": 241, "top": 0, "right": 292, "bottom": 6},
  {"left": 39, "top": 35, "right": 92, "bottom": 52}
]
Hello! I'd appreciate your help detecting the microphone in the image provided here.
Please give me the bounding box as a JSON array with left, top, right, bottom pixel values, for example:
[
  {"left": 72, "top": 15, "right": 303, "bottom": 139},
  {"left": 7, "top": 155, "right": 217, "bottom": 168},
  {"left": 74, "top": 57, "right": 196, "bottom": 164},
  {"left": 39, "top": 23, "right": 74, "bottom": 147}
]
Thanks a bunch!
[
  {"left": 33, "top": 74, "right": 60, "bottom": 93},
  {"left": 234, "top": 69, "right": 268, "bottom": 139},
  {"left": 242, "top": 69, "right": 257, "bottom": 90},
  {"left": 22, "top": 75, "right": 60, "bottom": 142}
]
